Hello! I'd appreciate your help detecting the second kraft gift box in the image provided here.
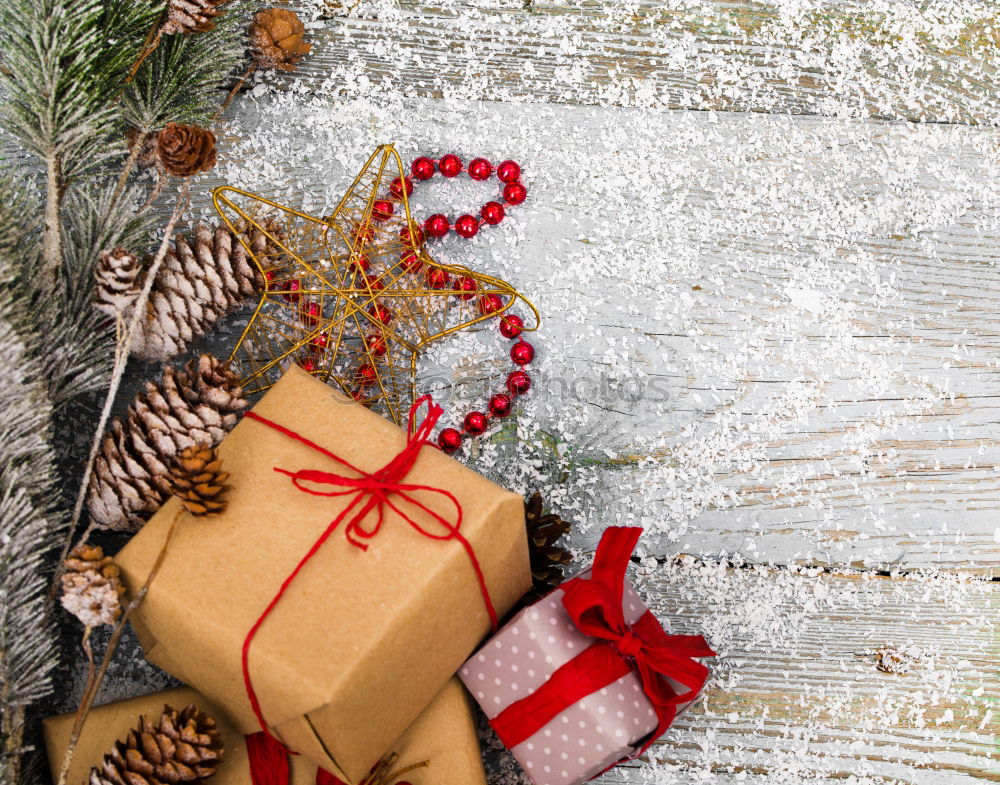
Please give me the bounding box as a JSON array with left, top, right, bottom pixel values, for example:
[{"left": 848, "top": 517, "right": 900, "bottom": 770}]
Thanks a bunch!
[
  {"left": 43, "top": 678, "right": 486, "bottom": 785},
  {"left": 115, "top": 366, "right": 532, "bottom": 784}
]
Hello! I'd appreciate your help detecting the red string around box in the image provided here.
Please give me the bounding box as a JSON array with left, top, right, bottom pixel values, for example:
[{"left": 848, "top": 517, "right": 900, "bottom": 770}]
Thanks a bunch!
[{"left": 240, "top": 395, "right": 499, "bottom": 750}]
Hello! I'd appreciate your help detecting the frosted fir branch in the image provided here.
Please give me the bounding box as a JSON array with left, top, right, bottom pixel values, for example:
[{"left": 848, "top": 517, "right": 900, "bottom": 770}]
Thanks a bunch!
[
  {"left": 0, "top": 210, "right": 61, "bottom": 785},
  {"left": 122, "top": 1, "right": 253, "bottom": 133}
]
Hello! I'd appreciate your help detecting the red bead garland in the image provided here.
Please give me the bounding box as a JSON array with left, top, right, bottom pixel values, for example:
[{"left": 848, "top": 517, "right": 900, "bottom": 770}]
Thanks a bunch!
[
  {"left": 402, "top": 154, "right": 526, "bottom": 243},
  {"left": 434, "top": 305, "right": 536, "bottom": 454},
  {"left": 379, "top": 153, "right": 537, "bottom": 456}
]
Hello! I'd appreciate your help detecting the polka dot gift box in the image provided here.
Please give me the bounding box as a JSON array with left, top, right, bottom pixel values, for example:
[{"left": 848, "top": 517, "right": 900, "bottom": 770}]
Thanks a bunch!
[{"left": 459, "top": 527, "right": 715, "bottom": 785}]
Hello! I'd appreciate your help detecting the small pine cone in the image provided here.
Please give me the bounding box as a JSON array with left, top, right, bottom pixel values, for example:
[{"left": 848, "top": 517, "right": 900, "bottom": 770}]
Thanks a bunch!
[
  {"left": 523, "top": 492, "right": 573, "bottom": 603},
  {"left": 89, "top": 704, "right": 223, "bottom": 785},
  {"left": 125, "top": 128, "right": 161, "bottom": 170},
  {"left": 251, "top": 9, "right": 312, "bottom": 72},
  {"left": 129, "top": 221, "right": 271, "bottom": 362},
  {"left": 87, "top": 354, "right": 247, "bottom": 532},
  {"left": 161, "top": 0, "right": 228, "bottom": 35},
  {"left": 95, "top": 247, "right": 142, "bottom": 317},
  {"left": 170, "top": 445, "right": 229, "bottom": 517},
  {"left": 60, "top": 545, "right": 125, "bottom": 628},
  {"left": 157, "top": 123, "right": 217, "bottom": 177}
]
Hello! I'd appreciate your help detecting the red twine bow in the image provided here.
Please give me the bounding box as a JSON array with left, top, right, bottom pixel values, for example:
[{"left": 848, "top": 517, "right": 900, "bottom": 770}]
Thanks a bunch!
[
  {"left": 490, "top": 527, "right": 715, "bottom": 767},
  {"left": 240, "top": 396, "right": 499, "bottom": 749}
]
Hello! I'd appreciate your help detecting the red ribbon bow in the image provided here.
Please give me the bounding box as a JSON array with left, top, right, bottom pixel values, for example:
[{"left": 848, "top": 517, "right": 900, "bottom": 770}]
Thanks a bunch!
[
  {"left": 490, "top": 527, "right": 715, "bottom": 768},
  {"left": 241, "top": 396, "right": 498, "bottom": 749}
]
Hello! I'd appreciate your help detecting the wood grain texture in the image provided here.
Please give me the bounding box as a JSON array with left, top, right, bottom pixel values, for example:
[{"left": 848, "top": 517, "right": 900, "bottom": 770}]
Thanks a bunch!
[{"left": 280, "top": 0, "right": 1000, "bottom": 124}]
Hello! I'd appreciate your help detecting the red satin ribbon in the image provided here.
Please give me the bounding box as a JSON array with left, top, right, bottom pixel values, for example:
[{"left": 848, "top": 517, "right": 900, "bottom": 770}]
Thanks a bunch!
[
  {"left": 243, "top": 733, "right": 359, "bottom": 785},
  {"left": 240, "top": 396, "right": 499, "bottom": 749},
  {"left": 246, "top": 732, "right": 290, "bottom": 785},
  {"left": 489, "top": 527, "right": 715, "bottom": 767}
]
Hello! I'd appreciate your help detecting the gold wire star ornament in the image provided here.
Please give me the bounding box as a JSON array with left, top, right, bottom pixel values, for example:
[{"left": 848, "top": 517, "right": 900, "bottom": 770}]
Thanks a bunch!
[{"left": 213, "top": 144, "right": 539, "bottom": 426}]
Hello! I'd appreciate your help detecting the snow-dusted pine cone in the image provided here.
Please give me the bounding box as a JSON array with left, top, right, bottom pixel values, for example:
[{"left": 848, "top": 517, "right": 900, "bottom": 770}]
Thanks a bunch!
[
  {"left": 129, "top": 221, "right": 273, "bottom": 362},
  {"left": 87, "top": 354, "right": 247, "bottom": 532},
  {"left": 157, "top": 123, "right": 217, "bottom": 177},
  {"left": 60, "top": 545, "right": 125, "bottom": 628},
  {"left": 89, "top": 704, "right": 223, "bottom": 785},
  {"left": 161, "top": 0, "right": 228, "bottom": 35},
  {"left": 251, "top": 9, "right": 312, "bottom": 72},
  {"left": 95, "top": 247, "right": 142, "bottom": 317},
  {"left": 170, "top": 445, "right": 230, "bottom": 517}
]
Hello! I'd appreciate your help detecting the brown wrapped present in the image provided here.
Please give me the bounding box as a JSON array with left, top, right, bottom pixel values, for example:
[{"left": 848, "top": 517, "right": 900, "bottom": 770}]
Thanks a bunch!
[
  {"left": 44, "top": 678, "right": 486, "bottom": 785},
  {"left": 115, "top": 366, "right": 530, "bottom": 783}
]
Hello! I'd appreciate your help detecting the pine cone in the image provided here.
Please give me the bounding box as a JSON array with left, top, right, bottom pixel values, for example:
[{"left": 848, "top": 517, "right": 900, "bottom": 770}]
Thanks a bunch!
[
  {"left": 87, "top": 354, "right": 247, "bottom": 532},
  {"left": 95, "top": 247, "right": 142, "bottom": 317},
  {"left": 161, "top": 0, "right": 228, "bottom": 35},
  {"left": 251, "top": 9, "right": 312, "bottom": 72},
  {"left": 125, "top": 128, "right": 161, "bottom": 170},
  {"left": 89, "top": 704, "right": 223, "bottom": 785},
  {"left": 523, "top": 492, "right": 573, "bottom": 602},
  {"left": 129, "top": 221, "right": 273, "bottom": 362},
  {"left": 60, "top": 545, "right": 125, "bottom": 628},
  {"left": 170, "top": 445, "right": 230, "bottom": 517},
  {"left": 157, "top": 123, "right": 217, "bottom": 177}
]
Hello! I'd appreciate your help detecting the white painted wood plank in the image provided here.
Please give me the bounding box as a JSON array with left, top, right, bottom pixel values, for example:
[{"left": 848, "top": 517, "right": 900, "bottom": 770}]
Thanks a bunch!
[{"left": 280, "top": 0, "right": 1000, "bottom": 124}]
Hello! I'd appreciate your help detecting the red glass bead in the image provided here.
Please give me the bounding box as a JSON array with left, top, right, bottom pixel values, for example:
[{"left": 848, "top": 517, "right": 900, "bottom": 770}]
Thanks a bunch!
[
  {"left": 353, "top": 222, "right": 375, "bottom": 243},
  {"left": 400, "top": 223, "right": 424, "bottom": 247},
  {"left": 463, "top": 410, "right": 488, "bottom": 435},
  {"left": 390, "top": 176, "right": 413, "bottom": 199},
  {"left": 282, "top": 279, "right": 301, "bottom": 302},
  {"left": 365, "top": 333, "right": 387, "bottom": 356},
  {"left": 350, "top": 255, "right": 370, "bottom": 274},
  {"left": 438, "top": 154, "right": 462, "bottom": 177},
  {"left": 499, "top": 313, "right": 523, "bottom": 339},
  {"left": 399, "top": 249, "right": 422, "bottom": 273},
  {"left": 511, "top": 340, "right": 534, "bottom": 365},
  {"left": 364, "top": 274, "right": 384, "bottom": 292},
  {"left": 468, "top": 158, "right": 492, "bottom": 180},
  {"left": 478, "top": 293, "right": 503, "bottom": 315},
  {"left": 454, "top": 214, "right": 479, "bottom": 238},
  {"left": 503, "top": 182, "right": 527, "bottom": 205},
  {"left": 264, "top": 269, "right": 276, "bottom": 285},
  {"left": 496, "top": 160, "right": 521, "bottom": 183},
  {"left": 437, "top": 428, "right": 463, "bottom": 453},
  {"left": 310, "top": 331, "right": 329, "bottom": 350},
  {"left": 303, "top": 301, "right": 322, "bottom": 326},
  {"left": 506, "top": 370, "right": 531, "bottom": 396},
  {"left": 299, "top": 357, "right": 317, "bottom": 373},
  {"left": 411, "top": 156, "right": 436, "bottom": 180},
  {"left": 427, "top": 267, "right": 450, "bottom": 289},
  {"left": 424, "top": 213, "right": 450, "bottom": 238},
  {"left": 356, "top": 363, "right": 378, "bottom": 386},
  {"left": 481, "top": 201, "right": 505, "bottom": 225},
  {"left": 457, "top": 276, "right": 477, "bottom": 300},
  {"left": 488, "top": 392, "right": 513, "bottom": 418},
  {"left": 350, "top": 388, "right": 366, "bottom": 402},
  {"left": 372, "top": 199, "right": 394, "bottom": 221},
  {"left": 368, "top": 303, "right": 393, "bottom": 324}
]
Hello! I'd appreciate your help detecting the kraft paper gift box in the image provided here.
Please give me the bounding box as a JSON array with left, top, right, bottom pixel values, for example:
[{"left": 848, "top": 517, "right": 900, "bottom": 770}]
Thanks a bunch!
[
  {"left": 459, "top": 527, "right": 715, "bottom": 785},
  {"left": 44, "top": 678, "right": 486, "bottom": 785},
  {"left": 115, "top": 366, "right": 531, "bottom": 784}
]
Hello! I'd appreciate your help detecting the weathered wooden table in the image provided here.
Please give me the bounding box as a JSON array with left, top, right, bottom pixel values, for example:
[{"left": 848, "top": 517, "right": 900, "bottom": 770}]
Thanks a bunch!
[{"left": 80, "top": 2, "right": 1000, "bottom": 783}]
